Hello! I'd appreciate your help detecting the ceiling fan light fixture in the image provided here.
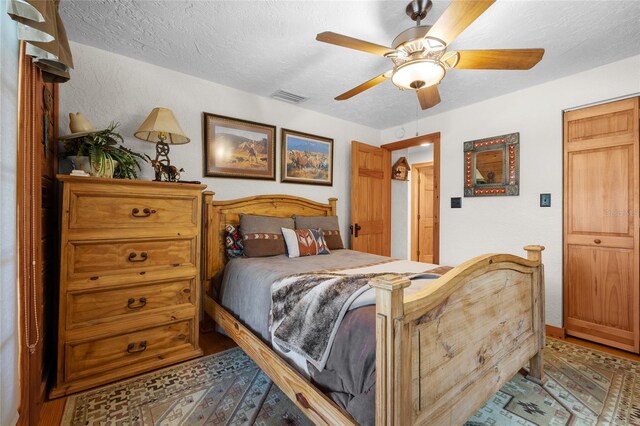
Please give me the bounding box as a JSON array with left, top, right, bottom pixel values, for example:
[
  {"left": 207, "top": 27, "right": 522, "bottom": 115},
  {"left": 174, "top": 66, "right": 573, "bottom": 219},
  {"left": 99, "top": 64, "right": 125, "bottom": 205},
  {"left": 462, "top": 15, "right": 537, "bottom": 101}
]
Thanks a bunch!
[
  {"left": 441, "top": 50, "right": 460, "bottom": 68},
  {"left": 391, "top": 59, "right": 445, "bottom": 90},
  {"left": 423, "top": 36, "right": 446, "bottom": 52},
  {"left": 384, "top": 50, "right": 409, "bottom": 59}
]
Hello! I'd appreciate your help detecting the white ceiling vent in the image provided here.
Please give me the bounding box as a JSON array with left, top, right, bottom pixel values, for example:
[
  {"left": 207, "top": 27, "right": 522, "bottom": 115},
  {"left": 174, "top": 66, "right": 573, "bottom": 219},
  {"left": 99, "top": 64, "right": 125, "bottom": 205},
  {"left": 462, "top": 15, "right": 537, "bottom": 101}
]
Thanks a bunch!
[{"left": 271, "top": 90, "right": 308, "bottom": 104}]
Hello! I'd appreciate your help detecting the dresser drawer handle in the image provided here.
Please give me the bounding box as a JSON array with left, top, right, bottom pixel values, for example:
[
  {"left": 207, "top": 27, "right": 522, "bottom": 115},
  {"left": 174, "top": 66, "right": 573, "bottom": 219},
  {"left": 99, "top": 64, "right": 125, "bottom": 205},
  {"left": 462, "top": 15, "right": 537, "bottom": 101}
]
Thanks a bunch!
[
  {"left": 126, "top": 341, "right": 147, "bottom": 354},
  {"left": 127, "top": 297, "right": 147, "bottom": 310},
  {"left": 131, "top": 208, "right": 156, "bottom": 218},
  {"left": 594, "top": 239, "right": 602, "bottom": 244},
  {"left": 128, "top": 251, "right": 148, "bottom": 262}
]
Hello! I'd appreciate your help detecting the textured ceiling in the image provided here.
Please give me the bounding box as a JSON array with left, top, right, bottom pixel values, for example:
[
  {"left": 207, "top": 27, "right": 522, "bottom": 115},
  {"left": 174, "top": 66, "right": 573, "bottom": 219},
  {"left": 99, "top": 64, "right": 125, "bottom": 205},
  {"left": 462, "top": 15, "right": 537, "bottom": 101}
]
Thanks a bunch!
[{"left": 59, "top": 0, "right": 640, "bottom": 129}]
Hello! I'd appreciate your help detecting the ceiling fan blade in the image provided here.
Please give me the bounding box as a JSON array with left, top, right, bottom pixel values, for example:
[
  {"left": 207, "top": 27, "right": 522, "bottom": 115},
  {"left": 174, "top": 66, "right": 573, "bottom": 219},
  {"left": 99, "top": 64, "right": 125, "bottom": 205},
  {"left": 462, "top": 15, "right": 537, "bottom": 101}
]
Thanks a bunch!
[
  {"left": 335, "top": 73, "right": 390, "bottom": 100},
  {"left": 417, "top": 85, "right": 441, "bottom": 110},
  {"left": 427, "top": 0, "right": 496, "bottom": 46},
  {"left": 454, "top": 49, "right": 545, "bottom": 70},
  {"left": 317, "top": 31, "right": 396, "bottom": 57}
]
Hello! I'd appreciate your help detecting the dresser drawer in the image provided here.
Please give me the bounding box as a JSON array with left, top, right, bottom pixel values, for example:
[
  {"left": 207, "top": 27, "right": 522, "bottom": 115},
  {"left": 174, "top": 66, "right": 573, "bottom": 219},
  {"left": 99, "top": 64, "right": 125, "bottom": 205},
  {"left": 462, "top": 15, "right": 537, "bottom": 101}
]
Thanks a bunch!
[
  {"left": 65, "top": 320, "right": 194, "bottom": 382},
  {"left": 67, "top": 278, "right": 194, "bottom": 328},
  {"left": 67, "top": 237, "right": 196, "bottom": 281},
  {"left": 68, "top": 190, "right": 198, "bottom": 231}
]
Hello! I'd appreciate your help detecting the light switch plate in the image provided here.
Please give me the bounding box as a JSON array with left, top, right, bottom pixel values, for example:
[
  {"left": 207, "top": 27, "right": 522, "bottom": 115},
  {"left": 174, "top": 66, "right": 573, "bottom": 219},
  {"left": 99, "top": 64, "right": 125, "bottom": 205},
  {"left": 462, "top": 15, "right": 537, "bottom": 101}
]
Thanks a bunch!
[{"left": 540, "top": 193, "right": 551, "bottom": 207}]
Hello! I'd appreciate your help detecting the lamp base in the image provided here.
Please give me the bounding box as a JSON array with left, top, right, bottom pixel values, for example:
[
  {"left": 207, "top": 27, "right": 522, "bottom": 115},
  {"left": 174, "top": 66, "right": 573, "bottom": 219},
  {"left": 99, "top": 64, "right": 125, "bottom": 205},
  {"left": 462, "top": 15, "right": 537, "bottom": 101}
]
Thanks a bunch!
[{"left": 151, "top": 141, "right": 183, "bottom": 182}]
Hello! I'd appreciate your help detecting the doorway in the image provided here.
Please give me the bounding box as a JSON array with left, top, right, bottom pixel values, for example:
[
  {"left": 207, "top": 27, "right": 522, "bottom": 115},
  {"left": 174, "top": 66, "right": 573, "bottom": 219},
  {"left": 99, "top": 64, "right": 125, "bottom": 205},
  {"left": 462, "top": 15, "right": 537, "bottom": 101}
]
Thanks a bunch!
[
  {"left": 381, "top": 132, "right": 440, "bottom": 264},
  {"left": 411, "top": 162, "right": 435, "bottom": 263}
]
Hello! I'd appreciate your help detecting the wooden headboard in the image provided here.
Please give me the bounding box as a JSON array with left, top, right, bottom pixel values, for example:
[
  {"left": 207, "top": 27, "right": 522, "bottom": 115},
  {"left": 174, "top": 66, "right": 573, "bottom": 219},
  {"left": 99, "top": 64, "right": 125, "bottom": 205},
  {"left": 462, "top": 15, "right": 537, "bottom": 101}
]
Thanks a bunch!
[{"left": 201, "top": 192, "right": 337, "bottom": 296}]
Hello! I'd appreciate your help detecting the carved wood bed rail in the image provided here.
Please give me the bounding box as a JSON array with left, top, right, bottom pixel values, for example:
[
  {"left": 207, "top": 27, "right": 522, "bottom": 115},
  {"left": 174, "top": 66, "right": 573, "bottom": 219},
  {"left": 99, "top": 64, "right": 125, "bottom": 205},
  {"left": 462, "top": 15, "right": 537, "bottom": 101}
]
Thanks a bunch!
[{"left": 201, "top": 192, "right": 545, "bottom": 425}]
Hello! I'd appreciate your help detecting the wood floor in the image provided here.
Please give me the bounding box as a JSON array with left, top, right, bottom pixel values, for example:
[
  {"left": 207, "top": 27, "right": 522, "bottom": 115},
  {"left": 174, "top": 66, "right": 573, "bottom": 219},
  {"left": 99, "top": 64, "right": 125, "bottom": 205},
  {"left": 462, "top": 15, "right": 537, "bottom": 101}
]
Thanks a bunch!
[{"left": 37, "top": 330, "right": 638, "bottom": 425}]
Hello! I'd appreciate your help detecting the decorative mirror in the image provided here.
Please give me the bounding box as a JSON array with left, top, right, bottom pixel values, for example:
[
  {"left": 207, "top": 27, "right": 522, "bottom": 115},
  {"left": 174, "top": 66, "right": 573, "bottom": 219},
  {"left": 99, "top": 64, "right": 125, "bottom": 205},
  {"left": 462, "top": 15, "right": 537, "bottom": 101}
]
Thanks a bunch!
[{"left": 464, "top": 132, "right": 519, "bottom": 197}]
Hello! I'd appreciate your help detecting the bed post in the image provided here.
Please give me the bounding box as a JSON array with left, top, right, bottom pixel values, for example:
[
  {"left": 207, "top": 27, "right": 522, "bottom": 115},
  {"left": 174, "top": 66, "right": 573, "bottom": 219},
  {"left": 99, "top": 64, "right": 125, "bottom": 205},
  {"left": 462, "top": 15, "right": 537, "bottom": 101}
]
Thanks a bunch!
[
  {"left": 328, "top": 197, "right": 337, "bottom": 216},
  {"left": 202, "top": 191, "right": 215, "bottom": 306},
  {"left": 524, "top": 245, "right": 546, "bottom": 384},
  {"left": 370, "top": 274, "right": 412, "bottom": 426}
]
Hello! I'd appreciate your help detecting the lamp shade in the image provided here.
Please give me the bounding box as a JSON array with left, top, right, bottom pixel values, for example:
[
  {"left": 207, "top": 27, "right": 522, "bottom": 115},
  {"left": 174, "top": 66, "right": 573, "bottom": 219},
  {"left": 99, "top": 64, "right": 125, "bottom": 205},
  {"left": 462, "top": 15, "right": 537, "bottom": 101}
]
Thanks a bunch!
[{"left": 134, "top": 107, "right": 190, "bottom": 145}]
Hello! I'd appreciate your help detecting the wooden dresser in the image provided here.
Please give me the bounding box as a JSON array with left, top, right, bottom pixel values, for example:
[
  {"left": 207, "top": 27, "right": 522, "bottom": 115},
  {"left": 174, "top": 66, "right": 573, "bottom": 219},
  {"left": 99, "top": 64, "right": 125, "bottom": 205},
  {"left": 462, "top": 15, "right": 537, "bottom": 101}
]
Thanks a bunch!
[{"left": 51, "top": 176, "right": 206, "bottom": 397}]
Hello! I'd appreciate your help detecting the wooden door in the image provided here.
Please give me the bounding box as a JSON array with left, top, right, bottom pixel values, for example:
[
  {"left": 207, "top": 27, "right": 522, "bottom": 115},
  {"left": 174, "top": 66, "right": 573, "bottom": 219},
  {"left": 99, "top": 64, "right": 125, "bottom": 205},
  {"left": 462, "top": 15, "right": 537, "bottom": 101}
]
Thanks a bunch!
[
  {"left": 350, "top": 141, "right": 391, "bottom": 255},
  {"left": 564, "top": 97, "right": 639, "bottom": 353},
  {"left": 412, "top": 162, "right": 435, "bottom": 263}
]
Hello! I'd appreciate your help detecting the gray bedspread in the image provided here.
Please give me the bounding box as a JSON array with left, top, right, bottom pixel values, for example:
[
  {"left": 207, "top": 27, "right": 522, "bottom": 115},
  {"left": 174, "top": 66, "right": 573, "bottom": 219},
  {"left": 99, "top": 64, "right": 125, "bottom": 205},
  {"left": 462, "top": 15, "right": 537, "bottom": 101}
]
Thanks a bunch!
[
  {"left": 310, "top": 306, "right": 377, "bottom": 426},
  {"left": 219, "top": 249, "right": 390, "bottom": 341}
]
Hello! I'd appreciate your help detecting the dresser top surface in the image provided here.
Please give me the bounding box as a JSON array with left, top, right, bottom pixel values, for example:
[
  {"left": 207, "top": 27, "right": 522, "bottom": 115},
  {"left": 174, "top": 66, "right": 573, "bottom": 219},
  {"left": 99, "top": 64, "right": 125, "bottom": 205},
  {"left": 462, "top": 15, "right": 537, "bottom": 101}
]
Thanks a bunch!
[{"left": 57, "top": 175, "right": 207, "bottom": 190}]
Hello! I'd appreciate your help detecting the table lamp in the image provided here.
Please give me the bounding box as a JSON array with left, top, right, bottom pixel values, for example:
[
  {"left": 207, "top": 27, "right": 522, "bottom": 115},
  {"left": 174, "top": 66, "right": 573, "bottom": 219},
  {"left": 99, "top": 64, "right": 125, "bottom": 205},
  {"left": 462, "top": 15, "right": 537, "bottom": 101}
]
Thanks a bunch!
[{"left": 135, "top": 107, "right": 189, "bottom": 181}]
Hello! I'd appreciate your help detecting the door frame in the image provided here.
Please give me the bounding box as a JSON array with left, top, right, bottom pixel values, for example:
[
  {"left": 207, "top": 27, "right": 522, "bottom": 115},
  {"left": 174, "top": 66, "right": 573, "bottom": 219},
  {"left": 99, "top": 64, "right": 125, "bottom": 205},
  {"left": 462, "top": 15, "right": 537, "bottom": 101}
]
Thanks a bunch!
[
  {"left": 411, "top": 161, "right": 437, "bottom": 263},
  {"left": 381, "top": 132, "right": 440, "bottom": 264}
]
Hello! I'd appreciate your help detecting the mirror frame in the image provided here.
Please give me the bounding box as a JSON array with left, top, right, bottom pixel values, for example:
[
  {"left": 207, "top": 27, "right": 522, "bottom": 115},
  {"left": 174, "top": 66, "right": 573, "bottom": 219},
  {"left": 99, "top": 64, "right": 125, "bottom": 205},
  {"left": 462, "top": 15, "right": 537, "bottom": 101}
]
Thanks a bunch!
[{"left": 464, "top": 132, "right": 519, "bottom": 197}]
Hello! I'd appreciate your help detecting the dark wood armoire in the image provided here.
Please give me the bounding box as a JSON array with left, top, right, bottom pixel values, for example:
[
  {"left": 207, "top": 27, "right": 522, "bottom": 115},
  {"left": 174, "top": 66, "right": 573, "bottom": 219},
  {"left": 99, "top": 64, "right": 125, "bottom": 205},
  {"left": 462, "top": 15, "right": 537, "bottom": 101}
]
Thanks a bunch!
[{"left": 17, "top": 42, "right": 59, "bottom": 425}]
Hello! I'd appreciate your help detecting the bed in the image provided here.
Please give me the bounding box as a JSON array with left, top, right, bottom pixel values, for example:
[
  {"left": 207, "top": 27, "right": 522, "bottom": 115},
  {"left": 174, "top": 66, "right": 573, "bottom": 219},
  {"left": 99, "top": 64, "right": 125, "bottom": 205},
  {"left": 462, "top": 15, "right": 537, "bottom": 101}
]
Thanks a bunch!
[{"left": 201, "top": 192, "right": 545, "bottom": 426}]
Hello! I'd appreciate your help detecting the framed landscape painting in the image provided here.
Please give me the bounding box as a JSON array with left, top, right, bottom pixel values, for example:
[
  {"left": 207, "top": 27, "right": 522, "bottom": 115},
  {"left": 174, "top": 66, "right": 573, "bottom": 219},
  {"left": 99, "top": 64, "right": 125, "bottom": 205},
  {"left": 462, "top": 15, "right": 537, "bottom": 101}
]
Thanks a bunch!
[
  {"left": 281, "top": 129, "right": 333, "bottom": 186},
  {"left": 203, "top": 113, "right": 276, "bottom": 180}
]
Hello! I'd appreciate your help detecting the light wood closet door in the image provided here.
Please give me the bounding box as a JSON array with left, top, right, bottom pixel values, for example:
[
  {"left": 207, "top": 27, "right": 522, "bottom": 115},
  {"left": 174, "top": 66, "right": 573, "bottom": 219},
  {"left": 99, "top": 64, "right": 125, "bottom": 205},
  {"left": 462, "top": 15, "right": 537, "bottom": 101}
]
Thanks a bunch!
[{"left": 564, "top": 97, "right": 639, "bottom": 353}]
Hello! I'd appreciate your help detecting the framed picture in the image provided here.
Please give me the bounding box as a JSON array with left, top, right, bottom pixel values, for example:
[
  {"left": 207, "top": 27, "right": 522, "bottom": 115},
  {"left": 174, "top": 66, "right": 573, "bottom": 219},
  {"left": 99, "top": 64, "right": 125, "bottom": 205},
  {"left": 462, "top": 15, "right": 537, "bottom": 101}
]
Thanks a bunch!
[
  {"left": 203, "top": 112, "right": 276, "bottom": 180},
  {"left": 281, "top": 129, "right": 333, "bottom": 186}
]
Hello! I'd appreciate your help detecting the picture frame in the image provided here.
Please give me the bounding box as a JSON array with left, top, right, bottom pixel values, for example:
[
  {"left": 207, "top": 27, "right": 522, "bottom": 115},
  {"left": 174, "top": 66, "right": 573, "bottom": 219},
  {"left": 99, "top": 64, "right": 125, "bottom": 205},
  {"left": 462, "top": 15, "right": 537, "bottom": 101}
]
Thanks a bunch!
[
  {"left": 203, "top": 112, "right": 276, "bottom": 180},
  {"left": 281, "top": 129, "right": 334, "bottom": 186}
]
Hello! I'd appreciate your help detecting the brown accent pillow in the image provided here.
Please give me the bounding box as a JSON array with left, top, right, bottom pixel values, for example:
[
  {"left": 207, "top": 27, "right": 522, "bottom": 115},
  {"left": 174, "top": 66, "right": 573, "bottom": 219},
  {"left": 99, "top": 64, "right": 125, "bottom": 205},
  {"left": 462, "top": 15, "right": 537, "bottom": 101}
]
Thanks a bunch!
[
  {"left": 239, "top": 214, "right": 294, "bottom": 257},
  {"left": 294, "top": 215, "right": 344, "bottom": 250}
]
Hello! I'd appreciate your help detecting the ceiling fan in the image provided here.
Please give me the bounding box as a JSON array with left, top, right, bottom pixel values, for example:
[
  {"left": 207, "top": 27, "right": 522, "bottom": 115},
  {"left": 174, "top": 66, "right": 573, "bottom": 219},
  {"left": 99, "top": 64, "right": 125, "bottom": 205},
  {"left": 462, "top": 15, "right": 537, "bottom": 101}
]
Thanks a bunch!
[{"left": 316, "top": 0, "right": 545, "bottom": 110}]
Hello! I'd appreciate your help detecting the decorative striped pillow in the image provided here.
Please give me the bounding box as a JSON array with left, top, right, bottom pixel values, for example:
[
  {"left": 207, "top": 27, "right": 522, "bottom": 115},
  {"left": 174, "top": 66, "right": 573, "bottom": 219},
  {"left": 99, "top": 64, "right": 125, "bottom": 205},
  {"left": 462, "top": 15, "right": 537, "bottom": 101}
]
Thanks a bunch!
[{"left": 281, "top": 228, "right": 331, "bottom": 258}]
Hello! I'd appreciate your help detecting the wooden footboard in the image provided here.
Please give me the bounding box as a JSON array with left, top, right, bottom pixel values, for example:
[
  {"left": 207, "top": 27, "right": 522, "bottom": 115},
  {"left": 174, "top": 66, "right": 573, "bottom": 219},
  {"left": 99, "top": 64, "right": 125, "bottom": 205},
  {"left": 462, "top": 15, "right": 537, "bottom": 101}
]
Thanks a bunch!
[{"left": 371, "top": 246, "right": 545, "bottom": 425}]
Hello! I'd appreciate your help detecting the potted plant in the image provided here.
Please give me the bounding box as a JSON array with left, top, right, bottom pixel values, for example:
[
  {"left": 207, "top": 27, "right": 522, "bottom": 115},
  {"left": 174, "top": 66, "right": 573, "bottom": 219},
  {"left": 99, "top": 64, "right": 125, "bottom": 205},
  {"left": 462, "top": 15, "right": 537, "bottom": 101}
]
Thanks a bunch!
[{"left": 63, "top": 122, "right": 149, "bottom": 179}]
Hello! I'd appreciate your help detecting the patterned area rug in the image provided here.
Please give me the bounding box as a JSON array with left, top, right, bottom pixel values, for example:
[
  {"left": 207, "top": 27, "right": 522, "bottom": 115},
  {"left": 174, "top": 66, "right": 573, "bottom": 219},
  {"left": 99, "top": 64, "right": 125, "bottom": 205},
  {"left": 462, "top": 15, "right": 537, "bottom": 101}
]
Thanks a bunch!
[
  {"left": 62, "top": 348, "right": 312, "bottom": 426},
  {"left": 62, "top": 338, "right": 640, "bottom": 425},
  {"left": 467, "top": 338, "right": 640, "bottom": 426}
]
